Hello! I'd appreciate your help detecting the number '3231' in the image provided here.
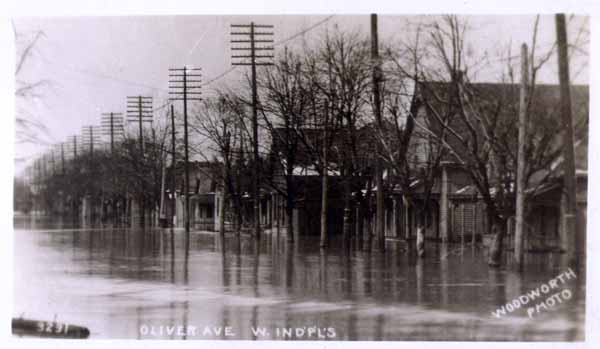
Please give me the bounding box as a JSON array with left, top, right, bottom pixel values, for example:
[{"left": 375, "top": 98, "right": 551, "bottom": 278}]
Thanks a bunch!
[{"left": 36, "top": 321, "right": 69, "bottom": 334}]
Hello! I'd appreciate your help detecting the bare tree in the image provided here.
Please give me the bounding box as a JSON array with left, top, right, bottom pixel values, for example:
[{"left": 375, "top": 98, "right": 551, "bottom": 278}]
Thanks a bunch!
[
  {"left": 190, "top": 93, "right": 248, "bottom": 236},
  {"left": 14, "top": 27, "right": 54, "bottom": 155},
  {"left": 256, "top": 49, "right": 310, "bottom": 243},
  {"left": 312, "top": 29, "right": 373, "bottom": 243},
  {"left": 300, "top": 44, "right": 343, "bottom": 248},
  {"left": 389, "top": 15, "right": 586, "bottom": 265}
]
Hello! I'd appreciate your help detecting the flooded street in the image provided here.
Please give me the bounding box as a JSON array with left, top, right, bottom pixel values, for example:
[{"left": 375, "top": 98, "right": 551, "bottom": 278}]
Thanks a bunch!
[{"left": 13, "top": 216, "right": 585, "bottom": 341}]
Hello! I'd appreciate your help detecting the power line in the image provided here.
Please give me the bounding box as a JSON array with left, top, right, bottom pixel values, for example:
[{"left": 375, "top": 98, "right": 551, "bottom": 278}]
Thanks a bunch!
[
  {"left": 31, "top": 15, "right": 337, "bottom": 158},
  {"left": 37, "top": 16, "right": 335, "bottom": 94},
  {"left": 274, "top": 15, "right": 335, "bottom": 47},
  {"left": 38, "top": 55, "right": 170, "bottom": 92}
]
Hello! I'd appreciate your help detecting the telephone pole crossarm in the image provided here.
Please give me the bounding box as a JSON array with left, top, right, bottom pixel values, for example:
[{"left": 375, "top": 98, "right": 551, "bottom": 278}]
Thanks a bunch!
[
  {"left": 126, "top": 96, "right": 153, "bottom": 154},
  {"left": 101, "top": 112, "right": 124, "bottom": 153}
]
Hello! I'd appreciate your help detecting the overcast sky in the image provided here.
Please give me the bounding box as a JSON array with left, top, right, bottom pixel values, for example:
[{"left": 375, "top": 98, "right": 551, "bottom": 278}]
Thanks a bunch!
[{"left": 13, "top": 14, "right": 589, "bottom": 174}]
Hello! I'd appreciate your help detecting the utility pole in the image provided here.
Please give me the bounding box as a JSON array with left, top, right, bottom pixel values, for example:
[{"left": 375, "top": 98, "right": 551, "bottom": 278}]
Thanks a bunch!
[
  {"left": 320, "top": 55, "right": 335, "bottom": 248},
  {"left": 320, "top": 103, "right": 330, "bottom": 248},
  {"left": 101, "top": 112, "right": 124, "bottom": 153},
  {"left": 101, "top": 112, "right": 124, "bottom": 224},
  {"left": 68, "top": 135, "right": 78, "bottom": 159},
  {"left": 50, "top": 149, "right": 56, "bottom": 176},
  {"left": 34, "top": 158, "right": 39, "bottom": 215},
  {"left": 515, "top": 43, "right": 529, "bottom": 269},
  {"left": 42, "top": 153, "right": 47, "bottom": 180},
  {"left": 230, "top": 21, "right": 274, "bottom": 240},
  {"left": 556, "top": 14, "right": 579, "bottom": 266},
  {"left": 80, "top": 125, "right": 101, "bottom": 223},
  {"left": 126, "top": 96, "right": 153, "bottom": 229},
  {"left": 52, "top": 142, "right": 66, "bottom": 214},
  {"left": 371, "top": 13, "right": 385, "bottom": 251},
  {"left": 169, "top": 67, "right": 202, "bottom": 235},
  {"left": 52, "top": 143, "right": 65, "bottom": 175},
  {"left": 170, "top": 104, "right": 177, "bottom": 226},
  {"left": 126, "top": 96, "right": 153, "bottom": 154},
  {"left": 39, "top": 156, "right": 44, "bottom": 181},
  {"left": 81, "top": 126, "right": 101, "bottom": 158},
  {"left": 89, "top": 127, "right": 94, "bottom": 156},
  {"left": 60, "top": 142, "right": 65, "bottom": 175}
]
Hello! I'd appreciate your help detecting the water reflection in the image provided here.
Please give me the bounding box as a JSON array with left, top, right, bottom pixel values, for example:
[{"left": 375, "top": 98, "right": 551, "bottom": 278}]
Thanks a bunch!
[{"left": 13, "top": 216, "right": 585, "bottom": 341}]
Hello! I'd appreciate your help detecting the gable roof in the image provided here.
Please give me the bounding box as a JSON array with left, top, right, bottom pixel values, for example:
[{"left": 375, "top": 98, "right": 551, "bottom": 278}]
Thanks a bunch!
[{"left": 414, "top": 81, "right": 589, "bottom": 172}]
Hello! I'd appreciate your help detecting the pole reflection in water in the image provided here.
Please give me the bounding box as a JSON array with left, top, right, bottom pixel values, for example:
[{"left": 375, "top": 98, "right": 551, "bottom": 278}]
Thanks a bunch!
[
  {"left": 235, "top": 236, "right": 242, "bottom": 286},
  {"left": 343, "top": 245, "right": 352, "bottom": 300},
  {"left": 182, "top": 300, "right": 189, "bottom": 340},
  {"left": 220, "top": 239, "right": 230, "bottom": 341},
  {"left": 374, "top": 314, "right": 384, "bottom": 341},
  {"left": 347, "top": 307, "right": 357, "bottom": 340},
  {"left": 183, "top": 232, "right": 189, "bottom": 284},
  {"left": 440, "top": 243, "right": 449, "bottom": 308},
  {"left": 319, "top": 249, "right": 328, "bottom": 299},
  {"left": 170, "top": 229, "right": 175, "bottom": 284},
  {"left": 284, "top": 240, "right": 294, "bottom": 291},
  {"left": 489, "top": 268, "right": 506, "bottom": 308},
  {"left": 220, "top": 236, "right": 229, "bottom": 291},
  {"left": 363, "top": 249, "right": 372, "bottom": 298},
  {"left": 250, "top": 239, "right": 260, "bottom": 340},
  {"left": 169, "top": 301, "right": 175, "bottom": 340},
  {"left": 181, "top": 231, "right": 190, "bottom": 340},
  {"left": 415, "top": 256, "right": 423, "bottom": 305},
  {"left": 136, "top": 306, "right": 142, "bottom": 340},
  {"left": 12, "top": 216, "right": 586, "bottom": 341}
]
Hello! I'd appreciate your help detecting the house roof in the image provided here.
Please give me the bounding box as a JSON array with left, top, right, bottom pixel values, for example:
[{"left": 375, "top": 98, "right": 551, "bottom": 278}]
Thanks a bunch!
[
  {"left": 415, "top": 81, "right": 589, "bottom": 172},
  {"left": 170, "top": 160, "right": 222, "bottom": 194},
  {"left": 270, "top": 126, "right": 378, "bottom": 174}
]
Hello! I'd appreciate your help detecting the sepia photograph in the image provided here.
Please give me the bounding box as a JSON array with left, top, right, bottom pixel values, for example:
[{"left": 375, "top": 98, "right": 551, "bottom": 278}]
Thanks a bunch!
[{"left": 8, "top": 8, "right": 592, "bottom": 344}]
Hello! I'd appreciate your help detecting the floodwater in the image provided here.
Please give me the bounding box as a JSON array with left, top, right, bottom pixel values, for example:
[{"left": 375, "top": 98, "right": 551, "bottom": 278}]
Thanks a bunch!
[{"left": 13, "top": 215, "right": 585, "bottom": 341}]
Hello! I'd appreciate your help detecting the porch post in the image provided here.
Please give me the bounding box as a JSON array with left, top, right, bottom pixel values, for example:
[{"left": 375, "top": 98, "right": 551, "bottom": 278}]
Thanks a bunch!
[
  {"left": 258, "top": 196, "right": 263, "bottom": 226},
  {"left": 405, "top": 200, "right": 412, "bottom": 240},
  {"left": 560, "top": 193, "right": 568, "bottom": 252},
  {"left": 392, "top": 197, "right": 398, "bottom": 237},
  {"left": 440, "top": 165, "right": 449, "bottom": 243}
]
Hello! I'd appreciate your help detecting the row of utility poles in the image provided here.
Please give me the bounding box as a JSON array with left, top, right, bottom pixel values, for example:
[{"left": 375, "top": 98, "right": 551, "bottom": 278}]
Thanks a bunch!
[
  {"left": 31, "top": 14, "right": 580, "bottom": 267},
  {"left": 51, "top": 17, "right": 382, "bottom": 245},
  {"left": 46, "top": 119, "right": 115, "bottom": 165},
  {"left": 31, "top": 20, "right": 280, "bottom": 243},
  {"left": 54, "top": 100, "right": 148, "bottom": 163}
]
